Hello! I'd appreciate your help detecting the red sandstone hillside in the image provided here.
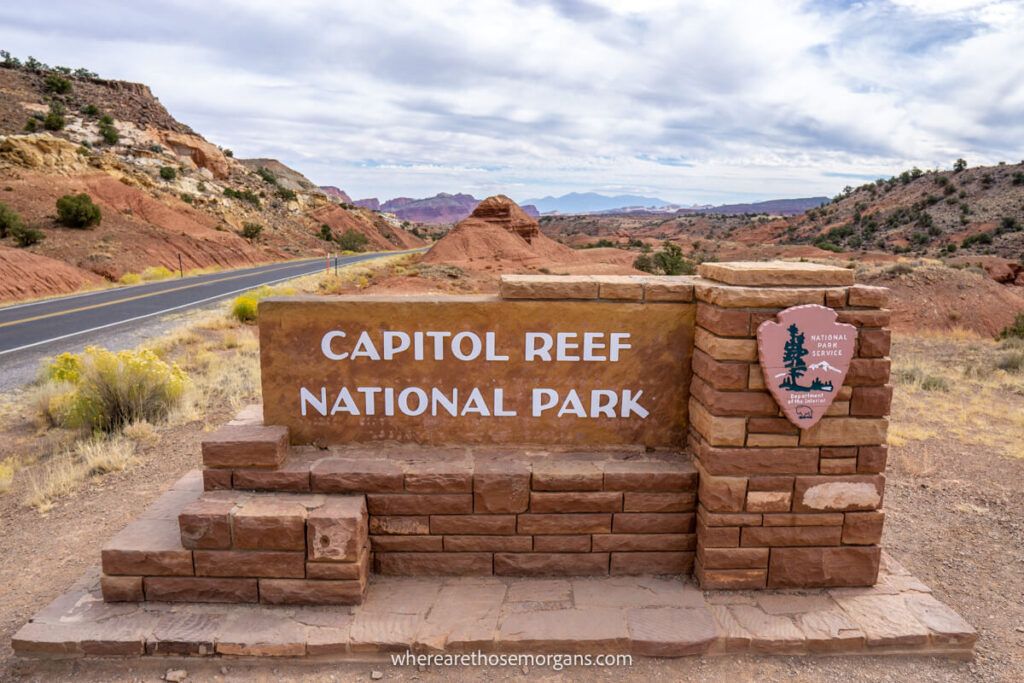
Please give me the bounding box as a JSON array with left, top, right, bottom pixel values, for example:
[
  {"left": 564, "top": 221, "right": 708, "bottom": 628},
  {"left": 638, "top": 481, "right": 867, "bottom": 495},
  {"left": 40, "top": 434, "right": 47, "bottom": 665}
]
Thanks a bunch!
[
  {"left": 0, "top": 65, "right": 423, "bottom": 302},
  {"left": 422, "top": 195, "right": 637, "bottom": 274}
]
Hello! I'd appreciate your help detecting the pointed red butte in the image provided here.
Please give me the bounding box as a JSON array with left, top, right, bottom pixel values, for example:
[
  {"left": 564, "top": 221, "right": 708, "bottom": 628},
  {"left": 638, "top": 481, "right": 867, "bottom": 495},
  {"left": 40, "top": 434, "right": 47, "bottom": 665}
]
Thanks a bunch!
[{"left": 757, "top": 305, "right": 857, "bottom": 429}]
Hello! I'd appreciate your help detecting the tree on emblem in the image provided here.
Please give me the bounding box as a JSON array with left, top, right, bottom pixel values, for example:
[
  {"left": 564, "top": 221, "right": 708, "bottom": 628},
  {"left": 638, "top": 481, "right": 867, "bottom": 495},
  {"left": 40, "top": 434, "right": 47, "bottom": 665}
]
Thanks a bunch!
[{"left": 780, "top": 323, "right": 809, "bottom": 391}]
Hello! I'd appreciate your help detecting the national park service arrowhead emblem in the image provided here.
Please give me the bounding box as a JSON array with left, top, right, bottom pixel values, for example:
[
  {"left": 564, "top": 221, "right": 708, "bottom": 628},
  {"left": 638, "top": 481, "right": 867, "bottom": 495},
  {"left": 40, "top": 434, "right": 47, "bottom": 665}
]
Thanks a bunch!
[{"left": 757, "top": 304, "right": 857, "bottom": 429}]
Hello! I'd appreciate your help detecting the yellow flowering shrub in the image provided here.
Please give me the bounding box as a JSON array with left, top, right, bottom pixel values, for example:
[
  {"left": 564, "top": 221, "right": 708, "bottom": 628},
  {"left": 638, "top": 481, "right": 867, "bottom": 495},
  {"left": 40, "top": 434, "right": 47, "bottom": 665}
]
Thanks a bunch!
[{"left": 46, "top": 352, "right": 82, "bottom": 383}]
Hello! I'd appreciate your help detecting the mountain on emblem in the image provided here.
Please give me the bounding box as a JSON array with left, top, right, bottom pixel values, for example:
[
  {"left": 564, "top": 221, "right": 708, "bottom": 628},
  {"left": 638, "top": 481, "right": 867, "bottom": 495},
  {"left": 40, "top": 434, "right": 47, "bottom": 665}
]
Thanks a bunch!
[{"left": 757, "top": 305, "right": 857, "bottom": 428}]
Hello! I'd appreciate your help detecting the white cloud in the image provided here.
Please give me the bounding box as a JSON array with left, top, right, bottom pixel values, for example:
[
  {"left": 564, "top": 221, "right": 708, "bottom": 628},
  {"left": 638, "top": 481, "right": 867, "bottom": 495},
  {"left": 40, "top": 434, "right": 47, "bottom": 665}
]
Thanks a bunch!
[{"left": 0, "top": 0, "right": 1021, "bottom": 203}]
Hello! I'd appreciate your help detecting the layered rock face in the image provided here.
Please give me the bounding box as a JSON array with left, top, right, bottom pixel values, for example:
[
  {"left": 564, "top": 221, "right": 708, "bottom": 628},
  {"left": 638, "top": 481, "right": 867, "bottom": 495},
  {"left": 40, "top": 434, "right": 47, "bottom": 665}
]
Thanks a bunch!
[{"left": 469, "top": 195, "right": 540, "bottom": 243}]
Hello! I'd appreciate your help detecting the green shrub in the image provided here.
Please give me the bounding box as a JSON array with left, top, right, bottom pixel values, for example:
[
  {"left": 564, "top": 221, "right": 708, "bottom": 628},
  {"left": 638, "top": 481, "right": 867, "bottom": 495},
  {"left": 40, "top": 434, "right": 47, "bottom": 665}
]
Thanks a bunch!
[
  {"left": 43, "top": 102, "right": 65, "bottom": 131},
  {"left": 159, "top": 166, "right": 176, "bottom": 181},
  {"left": 43, "top": 74, "right": 71, "bottom": 94},
  {"left": 23, "top": 118, "right": 38, "bottom": 132},
  {"left": 961, "top": 232, "right": 993, "bottom": 248},
  {"left": 336, "top": 228, "right": 369, "bottom": 252},
  {"left": 999, "top": 312, "right": 1024, "bottom": 340},
  {"left": 0, "top": 201, "right": 23, "bottom": 238},
  {"left": 240, "top": 222, "right": 263, "bottom": 241},
  {"left": 231, "top": 295, "right": 259, "bottom": 323},
  {"left": 995, "top": 351, "right": 1024, "bottom": 373},
  {"left": 319, "top": 224, "right": 333, "bottom": 241},
  {"left": 256, "top": 167, "right": 277, "bottom": 184},
  {"left": 953, "top": 158, "right": 967, "bottom": 172},
  {"left": 223, "top": 188, "right": 260, "bottom": 206},
  {"left": 180, "top": 193, "right": 194, "bottom": 204},
  {"left": 56, "top": 193, "right": 102, "bottom": 228},
  {"left": 81, "top": 104, "right": 100, "bottom": 117},
  {"left": 276, "top": 187, "right": 297, "bottom": 201},
  {"left": 11, "top": 225, "right": 44, "bottom": 246},
  {"left": 49, "top": 347, "right": 187, "bottom": 432}
]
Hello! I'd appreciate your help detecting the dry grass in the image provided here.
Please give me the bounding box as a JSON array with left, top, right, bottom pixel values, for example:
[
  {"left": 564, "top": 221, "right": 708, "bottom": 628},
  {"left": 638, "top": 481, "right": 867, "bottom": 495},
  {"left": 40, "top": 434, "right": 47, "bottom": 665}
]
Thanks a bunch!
[
  {"left": 890, "top": 334, "right": 1024, "bottom": 463},
  {"left": 0, "top": 458, "right": 16, "bottom": 493},
  {"left": 25, "top": 435, "right": 136, "bottom": 512}
]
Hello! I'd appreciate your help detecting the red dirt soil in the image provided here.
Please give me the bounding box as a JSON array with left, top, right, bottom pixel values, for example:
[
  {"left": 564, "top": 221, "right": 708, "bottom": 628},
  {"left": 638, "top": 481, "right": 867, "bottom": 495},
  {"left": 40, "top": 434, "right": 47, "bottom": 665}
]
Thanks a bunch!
[{"left": 0, "top": 246, "right": 103, "bottom": 301}]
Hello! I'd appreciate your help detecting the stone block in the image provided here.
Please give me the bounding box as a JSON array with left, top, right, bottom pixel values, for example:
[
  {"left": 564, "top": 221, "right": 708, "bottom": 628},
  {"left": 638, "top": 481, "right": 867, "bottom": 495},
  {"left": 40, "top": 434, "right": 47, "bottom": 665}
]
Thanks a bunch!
[
  {"left": 201, "top": 425, "right": 288, "bottom": 469},
  {"left": 690, "top": 376, "right": 778, "bottom": 416},
  {"left": 697, "top": 505, "right": 762, "bottom": 527},
  {"left": 696, "top": 521, "right": 740, "bottom": 547},
  {"left": 851, "top": 385, "right": 893, "bottom": 417},
  {"left": 403, "top": 462, "right": 473, "bottom": 493},
  {"left": 443, "top": 535, "right": 533, "bottom": 552},
  {"left": 747, "top": 475, "right": 794, "bottom": 492},
  {"left": 626, "top": 606, "right": 718, "bottom": 656},
  {"left": 367, "top": 494, "right": 473, "bottom": 515},
  {"left": 694, "top": 564, "right": 767, "bottom": 590},
  {"left": 531, "top": 462, "right": 603, "bottom": 491},
  {"left": 603, "top": 460, "right": 697, "bottom": 491},
  {"left": 793, "top": 475, "right": 885, "bottom": 512},
  {"left": 846, "top": 358, "right": 891, "bottom": 386},
  {"left": 741, "top": 525, "right": 843, "bottom": 547},
  {"left": 837, "top": 309, "right": 891, "bottom": 328},
  {"left": 598, "top": 275, "right": 645, "bottom": 300},
  {"left": 500, "top": 274, "right": 598, "bottom": 299},
  {"left": 193, "top": 551, "right": 305, "bottom": 578},
  {"left": 370, "top": 535, "right": 443, "bottom": 552},
  {"left": 306, "top": 546, "right": 370, "bottom": 580},
  {"left": 644, "top": 276, "right": 696, "bottom": 302},
  {"left": 697, "top": 305, "right": 751, "bottom": 337},
  {"left": 697, "top": 545, "right": 769, "bottom": 569},
  {"left": 530, "top": 491, "right": 622, "bottom": 513},
  {"left": 231, "top": 498, "right": 307, "bottom": 551},
  {"left": 613, "top": 512, "right": 694, "bottom": 534},
  {"left": 622, "top": 491, "right": 696, "bottom": 512},
  {"left": 100, "top": 575, "right": 144, "bottom": 602},
  {"left": 592, "top": 533, "right": 696, "bottom": 552},
  {"left": 307, "top": 496, "right": 368, "bottom": 562},
  {"left": 474, "top": 461, "right": 531, "bottom": 513},
  {"left": 232, "top": 465, "right": 311, "bottom": 492},
  {"left": 746, "top": 434, "right": 800, "bottom": 447},
  {"left": 611, "top": 551, "right": 693, "bottom": 575},
  {"left": 101, "top": 520, "right": 194, "bottom": 576},
  {"left": 533, "top": 535, "right": 592, "bottom": 552},
  {"left": 689, "top": 399, "right": 746, "bottom": 446},
  {"left": 203, "top": 469, "right": 232, "bottom": 491},
  {"left": 143, "top": 577, "right": 258, "bottom": 603},
  {"left": 311, "top": 458, "right": 404, "bottom": 493},
  {"left": 697, "top": 470, "right": 747, "bottom": 512},
  {"left": 696, "top": 443, "right": 820, "bottom": 475},
  {"left": 696, "top": 283, "right": 830, "bottom": 308},
  {"left": 375, "top": 552, "right": 493, "bottom": 576},
  {"left": 745, "top": 491, "right": 792, "bottom": 513},
  {"left": 494, "top": 552, "right": 609, "bottom": 576},
  {"left": 842, "top": 510, "right": 885, "bottom": 545},
  {"left": 691, "top": 348, "right": 749, "bottom": 390},
  {"left": 178, "top": 498, "right": 235, "bottom": 550},
  {"left": 695, "top": 328, "right": 758, "bottom": 361},
  {"left": 698, "top": 261, "right": 854, "bottom": 287},
  {"left": 820, "top": 458, "right": 857, "bottom": 475},
  {"left": 518, "top": 513, "right": 612, "bottom": 535},
  {"left": 369, "top": 515, "right": 430, "bottom": 535},
  {"left": 259, "top": 578, "right": 365, "bottom": 605},
  {"left": 857, "top": 446, "right": 888, "bottom": 474},
  {"left": 858, "top": 329, "right": 891, "bottom": 358},
  {"left": 799, "top": 418, "right": 888, "bottom": 447},
  {"left": 431, "top": 514, "right": 517, "bottom": 535},
  {"left": 747, "top": 417, "right": 798, "bottom": 435},
  {"left": 762, "top": 513, "right": 844, "bottom": 527},
  {"left": 768, "top": 546, "right": 881, "bottom": 588},
  {"left": 847, "top": 284, "right": 890, "bottom": 308}
]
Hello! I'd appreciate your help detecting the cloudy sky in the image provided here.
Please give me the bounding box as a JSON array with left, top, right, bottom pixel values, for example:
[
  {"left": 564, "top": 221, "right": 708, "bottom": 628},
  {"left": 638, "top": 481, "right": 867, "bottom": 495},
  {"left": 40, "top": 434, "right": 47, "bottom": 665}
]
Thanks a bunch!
[{"left": 1, "top": 0, "right": 1022, "bottom": 204}]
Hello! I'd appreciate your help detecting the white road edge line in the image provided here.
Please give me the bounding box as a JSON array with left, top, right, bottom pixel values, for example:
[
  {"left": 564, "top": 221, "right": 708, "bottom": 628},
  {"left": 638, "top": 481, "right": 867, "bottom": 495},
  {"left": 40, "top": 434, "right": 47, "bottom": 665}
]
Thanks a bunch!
[
  {"left": 0, "top": 257, "right": 373, "bottom": 357},
  {"left": 0, "top": 258, "right": 324, "bottom": 314}
]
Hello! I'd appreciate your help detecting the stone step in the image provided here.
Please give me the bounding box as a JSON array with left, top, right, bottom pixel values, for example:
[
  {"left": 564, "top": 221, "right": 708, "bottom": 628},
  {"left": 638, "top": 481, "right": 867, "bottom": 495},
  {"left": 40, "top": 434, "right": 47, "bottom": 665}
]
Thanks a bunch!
[{"left": 100, "top": 475, "right": 369, "bottom": 606}]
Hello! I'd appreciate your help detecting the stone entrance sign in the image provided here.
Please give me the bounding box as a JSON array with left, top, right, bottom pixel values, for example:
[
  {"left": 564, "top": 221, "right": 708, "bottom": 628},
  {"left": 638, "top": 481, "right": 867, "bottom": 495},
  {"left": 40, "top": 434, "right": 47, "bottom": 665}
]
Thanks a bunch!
[
  {"left": 259, "top": 295, "right": 694, "bottom": 446},
  {"left": 757, "top": 304, "right": 857, "bottom": 428}
]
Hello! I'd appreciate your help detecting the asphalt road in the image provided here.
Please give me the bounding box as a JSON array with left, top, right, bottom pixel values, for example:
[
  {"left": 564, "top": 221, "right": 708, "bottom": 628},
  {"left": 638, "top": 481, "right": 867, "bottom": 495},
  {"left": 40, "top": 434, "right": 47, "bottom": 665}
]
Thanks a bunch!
[{"left": 0, "top": 252, "right": 398, "bottom": 392}]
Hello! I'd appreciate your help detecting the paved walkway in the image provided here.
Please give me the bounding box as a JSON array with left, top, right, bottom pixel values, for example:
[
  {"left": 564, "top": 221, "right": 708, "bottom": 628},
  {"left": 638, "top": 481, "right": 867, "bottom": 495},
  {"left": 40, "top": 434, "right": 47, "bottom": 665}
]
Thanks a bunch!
[{"left": 13, "top": 555, "right": 974, "bottom": 660}]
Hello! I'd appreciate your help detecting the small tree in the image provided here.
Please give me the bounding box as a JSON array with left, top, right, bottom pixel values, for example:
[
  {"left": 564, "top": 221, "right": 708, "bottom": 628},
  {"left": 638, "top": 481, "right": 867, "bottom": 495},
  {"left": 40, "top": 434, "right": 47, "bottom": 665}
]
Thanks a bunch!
[
  {"left": 0, "top": 201, "right": 23, "bottom": 238},
  {"left": 11, "top": 225, "right": 44, "bottom": 247},
  {"left": 336, "top": 229, "right": 369, "bottom": 252},
  {"left": 56, "top": 193, "right": 102, "bottom": 228},
  {"left": 240, "top": 222, "right": 263, "bottom": 241},
  {"left": 319, "top": 224, "right": 333, "bottom": 241},
  {"left": 781, "top": 324, "right": 809, "bottom": 389},
  {"left": 43, "top": 102, "right": 65, "bottom": 131},
  {"left": 953, "top": 158, "right": 967, "bottom": 172},
  {"left": 44, "top": 73, "right": 71, "bottom": 94},
  {"left": 159, "top": 166, "right": 176, "bottom": 181},
  {"left": 633, "top": 253, "right": 655, "bottom": 273},
  {"left": 652, "top": 241, "right": 693, "bottom": 275}
]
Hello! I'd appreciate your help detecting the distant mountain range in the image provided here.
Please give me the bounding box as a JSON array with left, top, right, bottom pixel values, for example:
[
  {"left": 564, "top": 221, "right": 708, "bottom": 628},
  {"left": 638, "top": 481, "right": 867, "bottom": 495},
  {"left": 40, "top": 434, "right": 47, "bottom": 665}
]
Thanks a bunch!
[
  {"left": 522, "top": 192, "right": 676, "bottom": 214},
  {"left": 320, "top": 190, "right": 540, "bottom": 224},
  {"left": 519, "top": 192, "right": 828, "bottom": 216}
]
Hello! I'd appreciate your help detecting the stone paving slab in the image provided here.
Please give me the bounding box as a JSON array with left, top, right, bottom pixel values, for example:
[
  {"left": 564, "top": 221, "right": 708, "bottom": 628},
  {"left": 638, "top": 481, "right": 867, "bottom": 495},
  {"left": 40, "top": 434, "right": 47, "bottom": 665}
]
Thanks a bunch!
[{"left": 12, "top": 554, "right": 975, "bottom": 660}]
